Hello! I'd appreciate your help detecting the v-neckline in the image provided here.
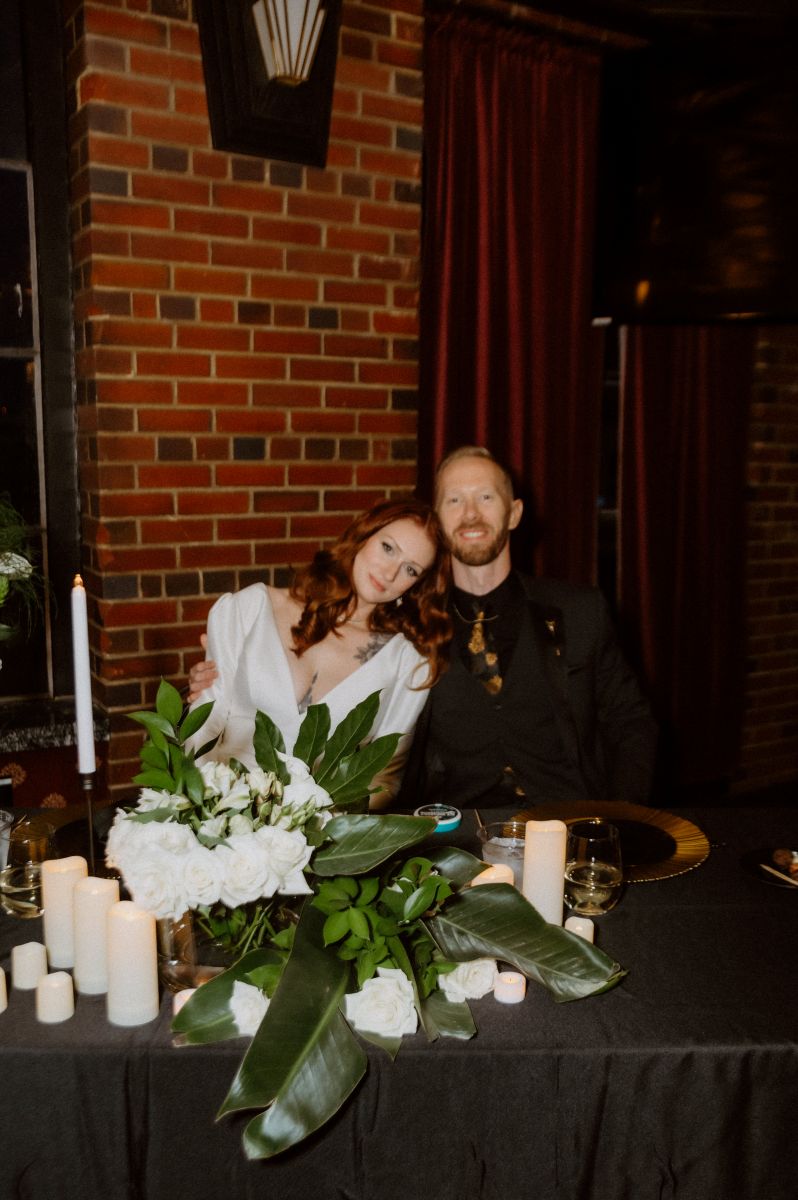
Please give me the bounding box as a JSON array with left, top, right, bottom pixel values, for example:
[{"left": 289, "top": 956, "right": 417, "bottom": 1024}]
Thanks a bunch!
[{"left": 263, "top": 586, "right": 400, "bottom": 714}]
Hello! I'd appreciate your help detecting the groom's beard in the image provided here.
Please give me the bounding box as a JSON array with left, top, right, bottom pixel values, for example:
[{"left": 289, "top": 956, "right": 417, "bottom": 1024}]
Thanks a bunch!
[{"left": 448, "top": 519, "right": 511, "bottom": 567}]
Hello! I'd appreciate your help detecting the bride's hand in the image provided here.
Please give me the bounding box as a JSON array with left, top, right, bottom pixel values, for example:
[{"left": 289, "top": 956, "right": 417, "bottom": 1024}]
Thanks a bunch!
[{"left": 187, "top": 634, "right": 218, "bottom": 702}]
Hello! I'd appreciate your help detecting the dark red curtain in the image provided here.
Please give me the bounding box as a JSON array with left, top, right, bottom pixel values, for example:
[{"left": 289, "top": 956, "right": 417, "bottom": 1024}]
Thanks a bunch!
[
  {"left": 618, "top": 325, "right": 756, "bottom": 790},
  {"left": 419, "top": 11, "right": 603, "bottom": 583}
]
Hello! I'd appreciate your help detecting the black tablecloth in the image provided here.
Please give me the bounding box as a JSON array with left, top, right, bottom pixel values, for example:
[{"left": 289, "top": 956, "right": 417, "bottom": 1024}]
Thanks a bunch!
[{"left": 2, "top": 806, "right": 798, "bottom": 1200}]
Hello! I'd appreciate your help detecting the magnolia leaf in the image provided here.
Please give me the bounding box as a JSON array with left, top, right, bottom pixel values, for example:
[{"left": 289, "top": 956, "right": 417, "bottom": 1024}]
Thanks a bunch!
[
  {"left": 324, "top": 733, "right": 401, "bottom": 805},
  {"left": 219, "top": 904, "right": 367, "bottom": 1160},
  {"left": 348, "top": 1026, "right": 401, "bottom": 1058},
  {"left": 420, "top": 987, "right": 477, "bottom": 1041},
  {"left": 314, "top": 691, "right": 381, "bottom": 787},
  {"left": 292, "top": 703, "right": 331, "bottom": 771},
  {"left": 171, "top": 948, "right": 284, "bottom": 1044},
  {"left": 424, "top": 845, "right": 488, "bottom": 888},
  {"left": 131, "top": 767, "right": 177, "bottom": 791},
  {"left": 179, "top": 700, "right": 214, "bottom": 743},
  {"left": 253, "top": 710, "right": 289, "bottom": 782},
  {"left": 155, "top": 678, "right": 184, "bottom": 729},
  {"left": 312, "top": 814, "right": 436, "bottom": 877},
  {"left": 425, "top": 885, "right": 625, "bottom": 1003}
]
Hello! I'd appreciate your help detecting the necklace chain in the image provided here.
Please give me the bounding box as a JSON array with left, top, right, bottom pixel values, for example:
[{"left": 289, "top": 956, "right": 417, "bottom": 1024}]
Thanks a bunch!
[{"left": 452, "top": 603, "right": 499, "bottom": 626}]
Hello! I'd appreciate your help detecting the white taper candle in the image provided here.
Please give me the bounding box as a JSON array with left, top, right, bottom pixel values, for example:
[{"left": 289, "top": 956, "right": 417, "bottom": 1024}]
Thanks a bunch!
[{"left": 71, "top": 575, "right": 96, "bottom": 774}]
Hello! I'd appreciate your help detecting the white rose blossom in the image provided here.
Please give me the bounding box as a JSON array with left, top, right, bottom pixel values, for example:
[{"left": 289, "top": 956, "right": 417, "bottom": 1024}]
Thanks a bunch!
[
  {"left": 213, "top": 777, "right": 253, "bottom": 813},
  {"left": 228, "top": 812, "right": 254, "bottom": 836},
  {"left": 181, "top": 844, "right": 225, "bottom": 909},
  {"left": 122, "top": 844, "right": 188, "bottom": 921},
  {"left": 229, "top": 980, "right": 270, "bottom": 1037},
  {"left": 343, "top": 968, "right": 418, "bottom": 1038},
  {"left": 246, "top": 767, "right": 280, "bottom": 798},
  {"left": 255, "top": 825, "right": 313, "bottom": 894},
  {"left": 278, "top": 752, "right": 333, "bottom": 812},
  {"left": 197, "top": 814, "right": 227, "bottom": 842},
  {"left": 0, "top": 551, "right": 33, "bottom": 579},
  {"left": 215, "top": 834, "right": 278, "bottom": 907},
  {"left": 199, "top": 760, "right": 238, "bottom": 798},
  {"left": 439, "top": 958, "right": 499, "bottom": 1003}
]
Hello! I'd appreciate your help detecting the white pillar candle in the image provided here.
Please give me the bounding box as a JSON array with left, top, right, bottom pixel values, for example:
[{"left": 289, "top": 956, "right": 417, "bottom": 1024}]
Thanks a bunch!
[
  {"left": 41, "top": 856, "right": 88, "bottom": 969},
  {"left": 471, "top": 863, "right": 516, "bottom": 887},
  {"left": 36, "top": 971, "right": 75, "bottom": 1023},
  {"left": 564, "top": 915, "right": 595, "bottom": 943},
  {"left": 71, "top": 575, "right": 96, "bottom": 775},
  {"left": 0, "top": 966, "right": 7, "bottom": 1012},
  {"left": 521, "top": 819, "right": 567, "bottom": 925},
  {"left": 73, "top": 875, "right": 120, "bottom": 994},
  {"left": 107, "top": 900, "right": 159, "bottom": 1026},
  {"left": 494, "top": 971, "right": 526, "bottom": 1004},
  {"left": 12, "top": 941, "right": 48, "bottom": 990}
]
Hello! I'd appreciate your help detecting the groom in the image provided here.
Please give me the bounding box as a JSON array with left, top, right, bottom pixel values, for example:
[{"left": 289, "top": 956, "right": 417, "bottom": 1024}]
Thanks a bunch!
[{"left": 396, "top": 446, "right": 656, "bottom": 809}]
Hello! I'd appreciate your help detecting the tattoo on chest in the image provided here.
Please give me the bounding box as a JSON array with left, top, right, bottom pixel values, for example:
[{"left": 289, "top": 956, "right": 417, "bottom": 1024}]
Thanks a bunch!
[
  {"left": 355, "top": 633, "right": 391, "bottom": 665},
  {"left": 297, "top": 672, "right": 318, "bottom": 714}
]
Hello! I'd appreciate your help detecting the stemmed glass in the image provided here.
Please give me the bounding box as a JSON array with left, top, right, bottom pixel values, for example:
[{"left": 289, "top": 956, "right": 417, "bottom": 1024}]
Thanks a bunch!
[
  {"left": 564, "top": 818, "right": 623, "bottom": 916},
  {"left": 0, "top": 816, "right": 57, "bottom": 918}
]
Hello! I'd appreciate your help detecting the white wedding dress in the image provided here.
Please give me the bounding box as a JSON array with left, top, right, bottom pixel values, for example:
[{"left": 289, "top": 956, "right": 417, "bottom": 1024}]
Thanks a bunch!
[{"left": 190, "top": 583, "right": 431, "bottom": 803}]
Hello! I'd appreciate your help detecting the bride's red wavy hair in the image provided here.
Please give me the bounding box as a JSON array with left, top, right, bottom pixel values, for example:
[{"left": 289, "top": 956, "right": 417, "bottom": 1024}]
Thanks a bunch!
[{"left": 290, "top": 497, "right": 452, "bottom": 687}]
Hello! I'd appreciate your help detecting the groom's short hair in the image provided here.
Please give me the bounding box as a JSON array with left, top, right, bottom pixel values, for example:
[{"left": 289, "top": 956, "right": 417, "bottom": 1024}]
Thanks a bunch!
[{"left": 434, "top": 445, "right": 515, "bottom": 504}]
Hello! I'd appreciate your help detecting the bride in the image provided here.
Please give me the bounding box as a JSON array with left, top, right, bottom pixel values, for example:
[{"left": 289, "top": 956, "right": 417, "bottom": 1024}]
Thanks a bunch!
[{"left": 189, "top": 497, "right": 451, "bottom": 807}]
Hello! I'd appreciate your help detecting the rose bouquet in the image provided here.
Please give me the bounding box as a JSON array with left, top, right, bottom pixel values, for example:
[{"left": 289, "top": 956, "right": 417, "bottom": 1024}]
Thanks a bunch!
[{"left": 114, "top": 681, "right": 626, "bottom": 1161}]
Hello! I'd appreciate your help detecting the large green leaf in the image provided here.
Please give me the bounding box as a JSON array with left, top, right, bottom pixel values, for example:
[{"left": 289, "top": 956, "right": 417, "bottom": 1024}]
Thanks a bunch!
[
  {"left": 424, "top": 845, "right": 487, "bottom": 888},
  {"left": 253, "top": 710, "right": 289, "bottom": 782},
  {"left": 219, "top": 904, "right": 367, "bottom": 1159},
  {"left": 314, "top": 691, "right": 381, "bottom": 787},
  {"left": 420, "top": 987, "right": 477, "bottom": 1041},
  {"left": 311, "top": 814, "right": 436, "bottom": 877},
  {"left": 172, "top": 948, "right": 284, "bottom": 1044},
  {"left": 324, "top": 733, "right": 401, "bottom": 805},
  {"left": 425, "top": 885, "right": 626, "bottom": 1003},
  {"left": 292, "top": 703, "right": 331, "bottom": 771}
]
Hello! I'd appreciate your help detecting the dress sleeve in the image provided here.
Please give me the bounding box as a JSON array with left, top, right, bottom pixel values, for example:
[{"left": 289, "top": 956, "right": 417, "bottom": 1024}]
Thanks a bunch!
[
  {"left": 186, "top": 589, "right": 252, "bottom": 760},
  {"left": 367, "top": 644, "right": 431, "bottom": 809}
]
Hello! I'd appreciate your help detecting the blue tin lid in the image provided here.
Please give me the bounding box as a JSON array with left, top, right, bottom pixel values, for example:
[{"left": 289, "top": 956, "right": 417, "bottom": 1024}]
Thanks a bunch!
[{"left": 414, "top": 803, "right": 462, "bottom": 833}]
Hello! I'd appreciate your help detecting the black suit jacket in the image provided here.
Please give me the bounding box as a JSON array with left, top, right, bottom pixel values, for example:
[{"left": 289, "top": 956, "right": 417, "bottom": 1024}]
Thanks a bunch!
[{"left": 397, "top": 573, "right": 657, "bottom": 807}]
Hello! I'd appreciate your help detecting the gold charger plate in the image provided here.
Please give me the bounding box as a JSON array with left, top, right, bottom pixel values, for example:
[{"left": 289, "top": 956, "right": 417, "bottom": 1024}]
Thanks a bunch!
[{"left": 514, "top": 801, "right": 710, "bottom": 883}]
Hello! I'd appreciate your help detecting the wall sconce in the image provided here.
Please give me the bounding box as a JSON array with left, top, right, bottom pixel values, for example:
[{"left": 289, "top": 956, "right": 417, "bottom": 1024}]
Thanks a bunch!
[
  {"left": 196, "top": 0, "right": 341, "bottom": 167},
  {"left": 252, "top": 0, "right": 326, "bottom": 86}
]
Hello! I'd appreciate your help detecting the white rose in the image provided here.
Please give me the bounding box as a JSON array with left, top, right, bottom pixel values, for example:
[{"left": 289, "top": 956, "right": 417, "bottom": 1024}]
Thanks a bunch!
[
  {"left": 122, "top": 845, "right": 188, "bottom": 921},
  {"left": 229, "top": 980, "right": 269, "bottom": 1037},
  {"left": 246, "top": 767, "right": 279, "bottom": 798},
  {"left": 228, "top": 812, "right": 254, "bottom": 836},
  {"left": 143, "top": 820, "right": 195, "bottom": 857},
  {"left": 344, "top": 968, "right": 418, "bottom": 1038},
  {"left": 104, "top": 810, "right": 143, "bottom": 869},
  {"left": 214, "top": 777, "right": 252, "bottom": 813},
  {"left": 439, "top": 958, "right": 498, "bottom": 1003},
  {"left": 135, "top": 787, "right": 185, "bottom": 814},
  {"left": 255, "top": 825, "right": 313, "bottom": 895},
  {"left": 215, "top": 834, "right": 277, "bottom": 907},
  {"left": 181, "top": 844, "right": 225, "bottom": 909},
  {"left": 278, "top": 752, "right": 312, "bottom": 780},
  {"left": 200, "top": 760, "right": 238, "bottom": 798},
  {"left": 198, "top": 814, "right": 227, "bottom": 842}
]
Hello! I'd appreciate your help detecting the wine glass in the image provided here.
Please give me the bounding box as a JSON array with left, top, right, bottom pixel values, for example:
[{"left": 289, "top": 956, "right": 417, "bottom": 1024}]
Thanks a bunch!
[
  {"left": 564, "top": 818, "right": 623, "bottom": 916},
  {"left": 0, "top": 816, "right": 57, "bottom": 918}
]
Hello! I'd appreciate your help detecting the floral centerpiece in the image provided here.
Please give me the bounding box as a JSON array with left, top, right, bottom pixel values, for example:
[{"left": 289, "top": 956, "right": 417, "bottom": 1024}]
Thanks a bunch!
[
  {"left": 0, "top": 493, "right": 41, "bottom": 647},
  {"left": 109, "top": 680, "right": 626, "bottom": 1161}
]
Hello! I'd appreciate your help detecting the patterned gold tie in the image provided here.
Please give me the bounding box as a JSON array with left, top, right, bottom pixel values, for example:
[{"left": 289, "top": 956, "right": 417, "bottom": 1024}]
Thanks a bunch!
[{"left": 467, "top": 602, "right": 502, "bottom": 695}]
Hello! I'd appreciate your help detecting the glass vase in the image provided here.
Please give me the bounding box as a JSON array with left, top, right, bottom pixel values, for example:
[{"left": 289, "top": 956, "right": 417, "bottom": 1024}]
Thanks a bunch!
[{"left": 156, "top": 911, "right": 236, "bottom": 992}]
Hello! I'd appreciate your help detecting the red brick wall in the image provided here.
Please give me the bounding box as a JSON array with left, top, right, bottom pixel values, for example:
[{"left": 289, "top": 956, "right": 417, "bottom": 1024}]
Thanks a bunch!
[
  {"left": 63, "top": 0, "right": 423, "bottom": 799},
  {"left": 733, "top": 327, "right": 798, "bottom": 794}
]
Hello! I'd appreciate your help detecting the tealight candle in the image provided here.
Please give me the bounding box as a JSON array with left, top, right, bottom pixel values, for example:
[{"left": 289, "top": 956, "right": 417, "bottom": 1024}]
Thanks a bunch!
[
  {"left": 521, "top": 819, "right": 567, "bottom": 925},
  {"left": 41, "top": 856, "right": 88, "bottom": 969},
  {"left": 73, "top": 875, "right": 120, "bottom": 994},
  {"left": 107, "top": 900, "right": 159, "bottom": 1027},
  {"left": 36, "top": 971, "right": 75, "bottom": 1023},
  {"left": 564, "top": 915, "right": 595, "bottom": 943},
  {"left": 471, "top": 863, "right": 515, "bottom": 887},
  {"left": 494, "top": 971, "right": 526, "bottom": 1004},
  {"left": 0, "top": 966, "right": 7, "bottom": 1013},
  {"left": 12, "top": 941, "right": 48, "bottom": 990}
]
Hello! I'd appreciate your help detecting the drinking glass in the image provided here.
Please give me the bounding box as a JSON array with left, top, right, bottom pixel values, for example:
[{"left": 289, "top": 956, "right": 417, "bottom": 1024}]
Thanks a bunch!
[
  {"left": 0, "top": 808, "right": 12, "bottom": 870},
  {"left": 477, "top": 820, "right": 526, "bottom": 887},
  {"left": 0, "top": 816, "right": 57, "bottom": 918},
  {"left": 564, "top": 818, "right": 623, "bottom": 916}
]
